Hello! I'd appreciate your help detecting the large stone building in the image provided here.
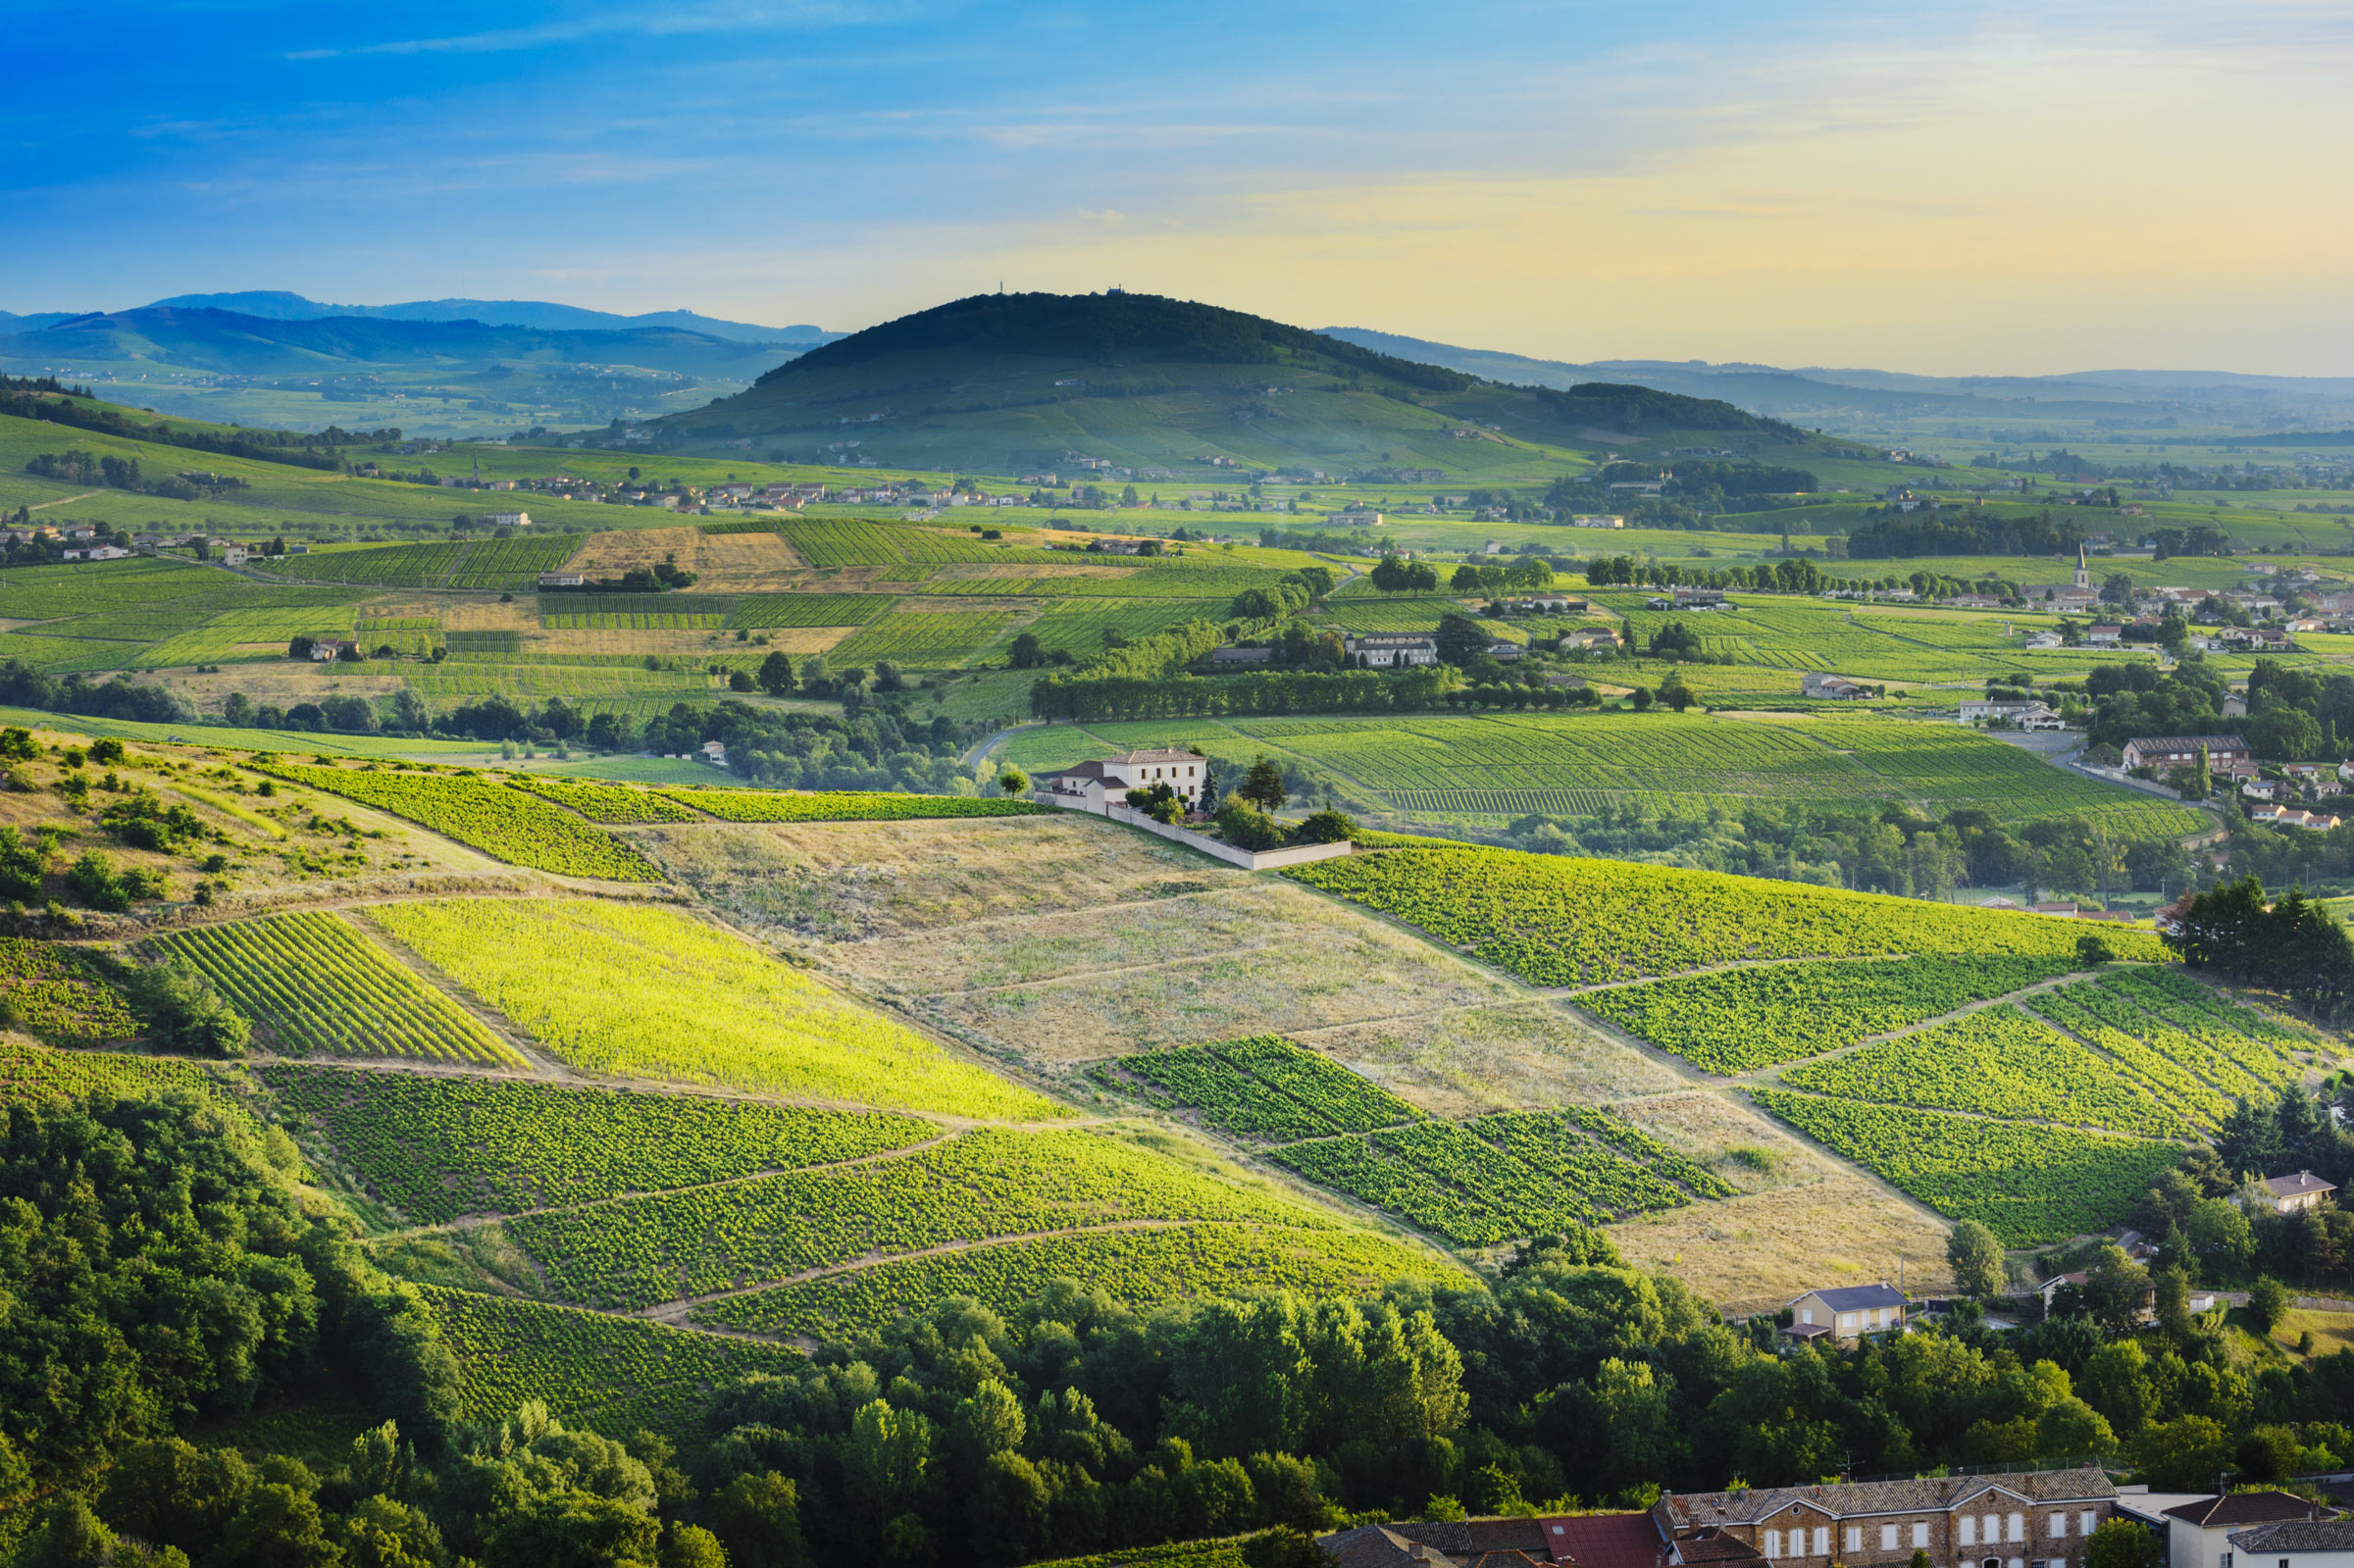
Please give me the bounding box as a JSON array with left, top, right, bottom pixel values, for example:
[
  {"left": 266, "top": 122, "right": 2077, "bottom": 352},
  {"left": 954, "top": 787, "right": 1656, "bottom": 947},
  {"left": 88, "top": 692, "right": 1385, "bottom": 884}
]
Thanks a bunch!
[{"left": 1653, "top": 1467, "right": 2119, "bottom": 1568}]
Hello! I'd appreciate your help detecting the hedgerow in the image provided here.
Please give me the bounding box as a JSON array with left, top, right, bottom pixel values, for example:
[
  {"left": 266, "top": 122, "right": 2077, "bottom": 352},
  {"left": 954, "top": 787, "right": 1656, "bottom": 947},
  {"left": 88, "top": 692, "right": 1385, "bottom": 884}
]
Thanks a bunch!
[
  {"left": 1285, "top": 845, "right": 2168, "bottom": 987},
  {"left": 151, "top": 911, "right": 523, "bottom": 1066},
  {"left": 1777, "top": 1004, "right": 2183, "bottom": 1138},
  {"left": 498, "top": 1127, "right": 1333, "bottom": 1310},
  {"left": 693, "top": 1222, "right": 1455, "bottom": 1339},
  {"left": 1751, "top": 1087, "right": 2183, "bottom": 1243},
  {"left": 650, "top": 787, "right": 1050, "bottom": 823},
  {"left": 1112, "top": 1036, "right": 1423, "bottom": 1142},
  {"left": 261, "top": 1064, "right": 935, "bottom": 1224},
  {"left": 252, "top": 762, "right": 659, "bottom": 881},
  {"left": 1577, "top": 953, "right": 2084, "bottom": 1074}
]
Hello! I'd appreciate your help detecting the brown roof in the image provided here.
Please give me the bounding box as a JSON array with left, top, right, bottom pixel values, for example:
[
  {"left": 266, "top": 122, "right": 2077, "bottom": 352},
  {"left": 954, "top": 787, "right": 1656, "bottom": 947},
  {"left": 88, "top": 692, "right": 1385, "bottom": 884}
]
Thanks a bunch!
[
  {"left": 1658, "top": 1468, "right": 2117, "bottom": 1530},
  {"left": 1394, "top": 1520, "right": 1552, "bottom": 1558},
  {"left": 1543, "top": 1512, "right": 1666, "bottom": 1568},
  {"left": 1318, "top": 1520, "right": 1553, "bottom": 1568},
  {"left": 2165, "top": 1492, "right": 2334, "bottom": 1528},
  {"left": 2263, "top": 1172, "right": 2336, "bottom": 1199},
  {"left": 1672, "top": 1529, "right": 1766, "bottom": 1564},
  {"left": 1109, "top": 748, "right": 1199, "bottom": 765}
]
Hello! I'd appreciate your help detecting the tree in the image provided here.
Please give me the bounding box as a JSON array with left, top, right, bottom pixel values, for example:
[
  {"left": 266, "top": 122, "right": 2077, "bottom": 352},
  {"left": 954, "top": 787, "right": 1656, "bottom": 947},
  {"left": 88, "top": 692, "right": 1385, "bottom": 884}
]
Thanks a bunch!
[
  {"left": 1627, "top": 685, "right": 1653, "bottom": 710},
  {"left": 1948, "top": 1220, "right": 2005, "bottom": 1297},
  {"left": 756, "top": 651, "right": 795, "bottom": 695},
  {"left": 661, "top": 1523, "right": 731, "bottom": 1568},
  {"left": 708, "top": 1471, "right": 807, "bottom": 1568},
  {"left": 997, "top": 769, "right": 1030, "bottom": 797},
  {"left": 1657, "top": 672, "right": 1695, "bottom": 712},
  {"left": 2084, "top": 1518, "right": 2163, "bottom": 1568},
  {"left": 1237, "top": 755, "right": 1288, "bottom": 812},
  {"left": 729, "top": 670, "right": 755, "bottom": 692},
  {"left": 2247, "top": 1275, "right": 2291, "bottom": 1335},
  {"left": 2076, "top": 933, "right": 2116, "bottom": 966},
  {"left": 1435, "top": 613, "right": 1491, "bottom": 667},
  {"left": 2083, "top": 1247, "right": 2153, "bottom": 1337},
  {"left": 2236, "top": 1423, "right": 2302, "bottom": 1483},
  {"left": 121, "top": 956, "right": 250, "bottom": 1057},
  {"left": 1293, "top": 809, "right": 1356, "bottom": 844},
  {"left": 2129, "top": 1413, "right": 2229, "bottom": 1491}
]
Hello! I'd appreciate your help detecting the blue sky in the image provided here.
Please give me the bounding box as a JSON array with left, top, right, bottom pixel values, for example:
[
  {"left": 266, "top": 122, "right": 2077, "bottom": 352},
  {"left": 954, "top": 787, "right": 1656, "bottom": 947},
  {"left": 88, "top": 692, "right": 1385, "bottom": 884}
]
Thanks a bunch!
[{"left": 7, "top": 1, "right": 2354, "bottom": 373}]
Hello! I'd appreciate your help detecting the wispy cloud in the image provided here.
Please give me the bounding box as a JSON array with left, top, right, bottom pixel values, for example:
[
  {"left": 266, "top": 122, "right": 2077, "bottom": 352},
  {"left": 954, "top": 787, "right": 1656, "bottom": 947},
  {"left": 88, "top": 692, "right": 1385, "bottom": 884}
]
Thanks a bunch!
[{"left": 284, "top": 1, "right": 913, "bottom": 61}]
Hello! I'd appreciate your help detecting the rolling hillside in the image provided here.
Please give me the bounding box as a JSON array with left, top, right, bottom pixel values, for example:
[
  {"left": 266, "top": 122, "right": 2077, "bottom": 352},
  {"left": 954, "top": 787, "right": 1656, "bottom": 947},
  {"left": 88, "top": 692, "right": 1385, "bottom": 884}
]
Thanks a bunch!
[{"left": 656, "top": 290, "right": 1880, "bottom": 480}]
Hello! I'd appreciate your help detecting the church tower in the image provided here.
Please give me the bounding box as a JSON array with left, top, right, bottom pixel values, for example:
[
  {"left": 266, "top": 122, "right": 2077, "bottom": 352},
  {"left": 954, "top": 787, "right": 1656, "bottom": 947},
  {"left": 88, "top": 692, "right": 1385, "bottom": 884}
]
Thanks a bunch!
[{"left": 2074, "top": 543, "right": 2089, "bottom": 589}]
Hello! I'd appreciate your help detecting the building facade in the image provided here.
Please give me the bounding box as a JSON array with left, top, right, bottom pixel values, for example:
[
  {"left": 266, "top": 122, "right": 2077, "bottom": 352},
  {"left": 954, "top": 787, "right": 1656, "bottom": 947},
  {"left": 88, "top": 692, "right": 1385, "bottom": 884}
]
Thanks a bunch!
[{"left": 1654, "top": 1468, "right": 2118, "bottom": 1568}]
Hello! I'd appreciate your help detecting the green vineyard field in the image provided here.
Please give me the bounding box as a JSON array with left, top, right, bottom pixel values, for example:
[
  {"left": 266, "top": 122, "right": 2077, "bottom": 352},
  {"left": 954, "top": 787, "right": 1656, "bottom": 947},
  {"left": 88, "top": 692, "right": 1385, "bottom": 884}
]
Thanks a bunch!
[
  {"left": 153, "top": 911, "right": 525, "bottom": 1066},
  {"left": 262, "top": 1064, "right": 932, "bottom": 1223},
  {"left": 253, "top": 763, "right": 661, "bottom": 881}
]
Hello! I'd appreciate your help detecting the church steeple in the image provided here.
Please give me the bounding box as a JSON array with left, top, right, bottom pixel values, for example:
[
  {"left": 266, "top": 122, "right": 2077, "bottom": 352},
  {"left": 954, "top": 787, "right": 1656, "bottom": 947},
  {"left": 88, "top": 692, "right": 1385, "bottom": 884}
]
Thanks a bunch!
[{"left": 2074, "top": 543, "right": 2088, "bottom": 589}]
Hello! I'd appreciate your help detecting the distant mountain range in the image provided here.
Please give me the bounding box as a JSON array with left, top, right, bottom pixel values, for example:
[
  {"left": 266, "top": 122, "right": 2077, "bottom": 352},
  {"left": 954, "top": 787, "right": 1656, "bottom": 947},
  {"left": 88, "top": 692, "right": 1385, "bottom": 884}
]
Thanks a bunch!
[
  {"left": 1319, "top": 328, "right": 2354, "bottom": 425},
  {"left": 0, "top": 306, "right": 807, "bottom": 379},
  {"left": 0, "top": 292, "right": 835, "bottom": 345}
]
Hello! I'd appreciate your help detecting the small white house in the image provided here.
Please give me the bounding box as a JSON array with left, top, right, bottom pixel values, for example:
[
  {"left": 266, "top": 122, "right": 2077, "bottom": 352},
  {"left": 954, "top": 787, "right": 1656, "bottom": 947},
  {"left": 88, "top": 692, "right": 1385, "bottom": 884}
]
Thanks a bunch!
[{"left": 2167, "top": 1494, "right": 2339, "bottom": 1568}]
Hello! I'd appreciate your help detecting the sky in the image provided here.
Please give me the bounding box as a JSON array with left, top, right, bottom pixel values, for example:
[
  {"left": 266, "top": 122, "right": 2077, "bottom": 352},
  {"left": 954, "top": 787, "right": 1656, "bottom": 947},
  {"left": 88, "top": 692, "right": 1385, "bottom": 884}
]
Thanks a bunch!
[{"left": 7, "top": 0, "right": 2354, "bottom": 375}]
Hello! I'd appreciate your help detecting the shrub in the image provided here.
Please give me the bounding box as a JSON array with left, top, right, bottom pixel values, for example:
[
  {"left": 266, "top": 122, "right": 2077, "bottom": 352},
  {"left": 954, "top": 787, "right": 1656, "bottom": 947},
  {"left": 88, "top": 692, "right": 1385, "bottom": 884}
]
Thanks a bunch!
[
  {"left": 1292, "top": 809, "right": 1356, "bottom": 845},
  {"left": 1214, "top": 799, "right": 1284, "bottom": 852}
]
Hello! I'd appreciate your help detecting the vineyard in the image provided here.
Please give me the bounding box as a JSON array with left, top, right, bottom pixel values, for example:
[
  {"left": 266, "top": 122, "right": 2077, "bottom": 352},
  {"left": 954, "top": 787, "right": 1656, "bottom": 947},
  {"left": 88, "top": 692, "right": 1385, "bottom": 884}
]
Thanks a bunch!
[
  {"left": 1228, "top": 712, "right": 2204, "bottom": 836},
  {"left": 418, "top": 1286, "right": 803, "bottom": 1439},
  {"left": 725, "top": 593, "right": 891, "bottom": 629},
  {"left": 506, "top": 774, "right": 707, "bottom": 823},
  {"left": 0, "top": 938, "right": 139, "bottom": 1041},
  {"left": 497, "top": 1127, "right": 1336, "bottom": 1309},
  {"left": 365, "top": 898, "right": 1058, "bottom": 1118},
  {"left": 132, "top": 606, "right": 359, "bottom": 668},
  {"left": 0, "top": 1038, "right": 220, "bottom": 1110},
  {"left": 1270, "top": 1120, "right": 1650, "bottom": 1244},
  {"left": 251, "top": 762, "right": 661, "bottom": 881},
  {"left": 693, "top": 1222, "right": 1453, "bottom": 1339},
  {"left": 2023, "top": 968, "right": 2309, "bottom": 1124},
  {"left": 1776, "top": 1004, "right": 2185, "bottom": 1138},
  {"left": 649, "top": 787, "right": 1049, "bottom": 823},
  {"left": 1284, "top": 845, "right": 2166, "bottom": 987},
  {"left": 1578, "top": 954, "right": 2084, "bottom": 1074},
  {"left": 262, "top": 1064, "right": 933, "bottom": 1223},
  {"left": 1750, "top": 1088, "right": 2185, "bottom": 1244},
  {"left": 151, "top": 912, "right": 525, "bottom": 1066},
  {"left": 828, "top": 609, "right": 1020, "bottom": 666},
  {"left": 1107, "top": 1036, "right": 1424, "bottom": 1142},
  {"left": 251, "top": 534, "right": 578, "bottom": 591}
]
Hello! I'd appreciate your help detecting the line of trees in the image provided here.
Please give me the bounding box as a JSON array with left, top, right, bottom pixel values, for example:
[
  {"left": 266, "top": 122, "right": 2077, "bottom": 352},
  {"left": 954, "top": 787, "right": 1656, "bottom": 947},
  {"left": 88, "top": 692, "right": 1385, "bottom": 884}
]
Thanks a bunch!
[
  {"left": 2162, "top": 876, "right": 2354, "bottom": 1020},
  {"left": 0, "top": 386, "right": 396, "bottom": 471},
  {"left": 1031, "top": 667, "right": 1456, "bottom": 723}
]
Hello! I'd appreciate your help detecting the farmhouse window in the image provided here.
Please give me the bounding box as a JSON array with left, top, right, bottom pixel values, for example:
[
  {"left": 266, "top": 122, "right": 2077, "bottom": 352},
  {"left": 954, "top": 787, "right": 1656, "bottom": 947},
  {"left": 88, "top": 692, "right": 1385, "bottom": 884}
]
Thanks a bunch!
[
  {"left": 1816, "top": 1529, "right": 1829, "bottom": 1556},
  {"left": 1882, "top": 1527, "right": 1899, "bottom": 1551},
  {"left": 1766, "top": 1531, "right": 1783, "bottom": 1557},
  {"left": 1914, "top": 1524, "right": 1930, "bottom": 1549},
  {"left": 1847, "top": 1529, "right": 1862, "bottom": 1553},
  {"left": 2051, "top": 1517, "right": 2067, "bottom": 1539},
  {"left": 1962, "top": 1520, "right": 1977, "bottom": 1547},
  {"left": 2009, "top": 1515, "right": 2024, "bottom": 1543},
  {"left": 2081, "top": 1515, "right": 2098, "bottom": 1538}
]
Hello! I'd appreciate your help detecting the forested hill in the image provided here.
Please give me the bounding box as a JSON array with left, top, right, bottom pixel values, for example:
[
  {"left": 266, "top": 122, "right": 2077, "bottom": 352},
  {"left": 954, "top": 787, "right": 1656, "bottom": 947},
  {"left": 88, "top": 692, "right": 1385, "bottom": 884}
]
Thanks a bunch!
[
  {"left": 752, "top": 291, "right": 1477, "bottom": 390},
  {"left": 662, "top": 289, "right": 1858, "bottom": 477}
]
